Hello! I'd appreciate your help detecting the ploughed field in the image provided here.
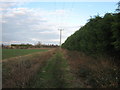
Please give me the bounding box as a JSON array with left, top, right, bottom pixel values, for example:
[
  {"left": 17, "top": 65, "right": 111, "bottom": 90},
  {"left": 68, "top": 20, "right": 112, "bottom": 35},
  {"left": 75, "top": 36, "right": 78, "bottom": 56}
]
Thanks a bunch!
[{"left": 2, "top": 49, "right": 48, "bottom": 59}]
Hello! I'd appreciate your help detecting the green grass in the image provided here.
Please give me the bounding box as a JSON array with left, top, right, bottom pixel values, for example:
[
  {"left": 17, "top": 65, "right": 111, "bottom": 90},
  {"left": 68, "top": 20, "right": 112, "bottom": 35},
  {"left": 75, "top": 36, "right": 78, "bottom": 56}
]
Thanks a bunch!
[
  {"left": 2, "top": 49, "right": 48, "bottom": 59},
  {"left": 30, "top": 51, "right": 74, "bottom": 88}
]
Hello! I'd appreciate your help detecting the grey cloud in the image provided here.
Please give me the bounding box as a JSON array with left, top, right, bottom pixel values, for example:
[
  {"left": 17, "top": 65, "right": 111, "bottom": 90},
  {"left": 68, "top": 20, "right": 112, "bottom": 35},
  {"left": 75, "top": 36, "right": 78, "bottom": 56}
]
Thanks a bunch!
[{"left": 2, "top": 7, "right": 78, "bottom": 45}]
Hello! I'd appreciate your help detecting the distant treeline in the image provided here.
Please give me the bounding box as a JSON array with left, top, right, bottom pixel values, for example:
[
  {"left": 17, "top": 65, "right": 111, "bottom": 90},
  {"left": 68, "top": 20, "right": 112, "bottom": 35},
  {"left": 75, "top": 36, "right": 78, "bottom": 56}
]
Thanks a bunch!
[
  {"left": 2, "top": 43, "right": 59, "bottom": 49},
  {"left": 62, "top": 13, "right": 120, "bottom": 60}
]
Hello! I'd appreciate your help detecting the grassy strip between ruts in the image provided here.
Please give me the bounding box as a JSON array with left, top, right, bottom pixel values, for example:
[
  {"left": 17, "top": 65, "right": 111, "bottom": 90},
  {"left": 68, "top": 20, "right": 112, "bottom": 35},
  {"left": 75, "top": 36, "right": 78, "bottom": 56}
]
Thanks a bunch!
[{"left": 30, "top": 50, "right": 74, "bottom": 88}]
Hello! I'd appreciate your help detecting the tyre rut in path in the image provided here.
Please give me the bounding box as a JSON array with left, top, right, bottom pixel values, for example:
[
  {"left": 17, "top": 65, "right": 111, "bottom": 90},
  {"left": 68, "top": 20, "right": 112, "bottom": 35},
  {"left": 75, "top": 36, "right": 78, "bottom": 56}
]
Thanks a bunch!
[{"left": 32, "top": 50, "right": 74, "bottom": 88}]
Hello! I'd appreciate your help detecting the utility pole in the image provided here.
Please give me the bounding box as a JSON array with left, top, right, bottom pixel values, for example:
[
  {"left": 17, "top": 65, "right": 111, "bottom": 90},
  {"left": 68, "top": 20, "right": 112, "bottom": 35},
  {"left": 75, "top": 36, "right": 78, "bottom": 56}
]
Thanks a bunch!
[{"left": 58, "top": 29, "right": 63, "bottom": 48}]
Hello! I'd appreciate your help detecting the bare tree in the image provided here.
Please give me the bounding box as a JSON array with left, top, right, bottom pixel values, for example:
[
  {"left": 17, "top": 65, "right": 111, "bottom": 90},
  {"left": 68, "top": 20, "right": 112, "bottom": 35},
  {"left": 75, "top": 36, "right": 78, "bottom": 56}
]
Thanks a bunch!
[{"left": 35, "top": 41, "right": 42, "bottom": 48}]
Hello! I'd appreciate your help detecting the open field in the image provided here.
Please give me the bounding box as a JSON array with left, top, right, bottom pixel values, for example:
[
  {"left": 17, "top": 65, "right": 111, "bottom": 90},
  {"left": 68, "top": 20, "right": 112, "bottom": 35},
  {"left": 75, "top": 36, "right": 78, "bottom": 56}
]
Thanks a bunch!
[
  {"left": 2, "top": 48, "right": 119, "bottom": 88},
  {"left": 2, "top": 49, "right": 49, "bottom": 60},
  {"left": 2, "top": 1, "right": 120, "bottom": 88}
]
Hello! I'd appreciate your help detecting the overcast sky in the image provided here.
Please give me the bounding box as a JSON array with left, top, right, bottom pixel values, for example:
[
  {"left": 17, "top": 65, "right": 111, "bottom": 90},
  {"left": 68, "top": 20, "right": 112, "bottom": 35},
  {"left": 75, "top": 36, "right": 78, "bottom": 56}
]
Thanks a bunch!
[{"left": 1, "top": 0, "right": 119, "bottom": 45}]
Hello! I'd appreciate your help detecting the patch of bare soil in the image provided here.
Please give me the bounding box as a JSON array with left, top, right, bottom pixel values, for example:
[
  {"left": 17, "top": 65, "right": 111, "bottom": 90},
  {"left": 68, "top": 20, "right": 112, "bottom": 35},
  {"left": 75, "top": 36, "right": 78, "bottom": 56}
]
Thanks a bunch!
[{"left": 2, "top": 48, "right": 57, "bottom": 88}]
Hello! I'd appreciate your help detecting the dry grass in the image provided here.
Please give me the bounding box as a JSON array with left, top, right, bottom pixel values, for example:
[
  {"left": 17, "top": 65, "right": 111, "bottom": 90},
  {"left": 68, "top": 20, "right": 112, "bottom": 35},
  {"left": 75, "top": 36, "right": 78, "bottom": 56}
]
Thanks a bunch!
[
  {"left": 2, "top": 48, "right": 119, "bottom": 88},
  {"left": 62, "top": 49, "right": 119, "bottom": 88},
  {"left": 2, "top": 48, "right": 56, "bottom": 88}
]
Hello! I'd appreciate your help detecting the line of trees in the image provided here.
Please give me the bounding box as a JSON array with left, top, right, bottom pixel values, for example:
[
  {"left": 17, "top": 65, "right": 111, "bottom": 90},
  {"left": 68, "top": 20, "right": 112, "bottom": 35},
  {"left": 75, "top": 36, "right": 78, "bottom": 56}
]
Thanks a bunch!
[
  {"left": 62, "top": 8, "right": 120, "bottom": 60},
  {"left": 2, "top": 42, "right": 59, "bottom": 49}
]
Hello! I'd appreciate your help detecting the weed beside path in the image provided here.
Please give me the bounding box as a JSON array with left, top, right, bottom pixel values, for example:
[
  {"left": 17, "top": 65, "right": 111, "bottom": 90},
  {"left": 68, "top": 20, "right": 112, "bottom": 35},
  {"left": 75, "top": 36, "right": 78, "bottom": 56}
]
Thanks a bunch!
[
  {"left": 2, "top": 49, "right": 56, "bottom": 88},
  {"left": 62, "top": 49, "right": 119, "bottom": 88}
]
